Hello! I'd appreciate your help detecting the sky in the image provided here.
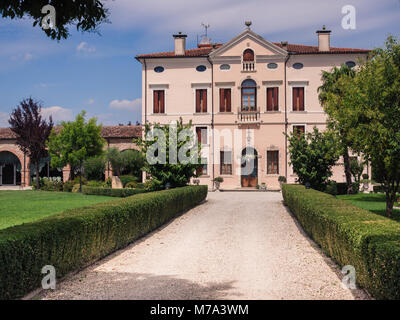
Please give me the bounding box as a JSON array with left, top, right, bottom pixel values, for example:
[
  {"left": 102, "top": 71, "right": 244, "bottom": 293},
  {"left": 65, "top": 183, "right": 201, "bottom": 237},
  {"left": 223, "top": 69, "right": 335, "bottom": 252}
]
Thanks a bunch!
[{"left": 0, "top": 0, "right": 399, "bottom": 127}]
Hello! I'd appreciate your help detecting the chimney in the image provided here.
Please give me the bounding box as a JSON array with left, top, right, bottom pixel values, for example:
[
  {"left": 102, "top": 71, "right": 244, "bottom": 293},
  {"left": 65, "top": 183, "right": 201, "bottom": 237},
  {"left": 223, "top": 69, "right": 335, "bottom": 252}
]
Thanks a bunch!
[
  {"left": 281, "top": 41, "right": 288, "bottom": 51},
  {"left": 173, "top": 32, "right": 187, "bottom": 55},
  {"left": 316, "top": 25, "right": 331, "bottom": 52}
]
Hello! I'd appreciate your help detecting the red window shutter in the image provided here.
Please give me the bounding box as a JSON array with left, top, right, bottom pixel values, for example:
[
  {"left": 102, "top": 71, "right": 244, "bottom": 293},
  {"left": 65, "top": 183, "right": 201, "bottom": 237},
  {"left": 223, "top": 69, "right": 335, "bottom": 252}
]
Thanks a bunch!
[
  {"left": 299, "top": 88, "right": 304, "bottom": 111},
  {"left": 196, "top": 90, "right": 201, "bottom": 113},
  {"left": 243, "top": 49, "right": 254, "bottom": 61},
  {"left": 274, "top": 87, "right": 279, "bottom": 111},
  {"left": 267, "top": 88, "right": 273, "bottom": 111},
  {"left": 202, "top": 89, "right": 207, "bottom": 112},
  {"left": 226, "top": 89, "right": 231, "bottom": 112},
  {"left": 159, "top": 90, "right": 165, "bottom": 113},
  {"left": 219, "top": 89, "right": 225, "bottom": 112},
  {"left": 293, "top": 88, "right": 298, "bottom": 111},
  {"left": 196, "top": 127, "right": 201, "bottom": 144},
  {"left": 153, "top": 91, "right": 159, "bottom": 113}
]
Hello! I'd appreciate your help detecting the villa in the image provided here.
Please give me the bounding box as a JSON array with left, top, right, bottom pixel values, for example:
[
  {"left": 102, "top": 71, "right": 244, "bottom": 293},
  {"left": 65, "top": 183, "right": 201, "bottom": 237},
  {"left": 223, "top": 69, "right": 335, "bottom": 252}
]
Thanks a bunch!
[{"left": 136, "top": 22, "right": 371, "bottom": 190}]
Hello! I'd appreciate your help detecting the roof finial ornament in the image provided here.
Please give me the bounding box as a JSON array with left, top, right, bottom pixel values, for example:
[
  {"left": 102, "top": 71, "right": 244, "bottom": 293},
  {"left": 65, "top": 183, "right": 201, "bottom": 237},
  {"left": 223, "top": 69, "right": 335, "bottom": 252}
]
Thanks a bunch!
[
  {"left": 245, "top": 21, "right": 252, "bottom": 30},
  {"left": 322, "top": 25, "right": 326, "bottom": 30}
]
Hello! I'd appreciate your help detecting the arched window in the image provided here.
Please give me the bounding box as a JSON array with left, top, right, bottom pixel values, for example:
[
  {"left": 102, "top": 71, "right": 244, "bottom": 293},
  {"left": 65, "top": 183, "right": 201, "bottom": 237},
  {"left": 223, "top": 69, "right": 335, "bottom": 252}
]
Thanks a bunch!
[
  {"left": 241, "top": 79, "right": 257, "bottom": 111},
  {"left": 243, "top": 49, "right": 254, "bottom": 62}
]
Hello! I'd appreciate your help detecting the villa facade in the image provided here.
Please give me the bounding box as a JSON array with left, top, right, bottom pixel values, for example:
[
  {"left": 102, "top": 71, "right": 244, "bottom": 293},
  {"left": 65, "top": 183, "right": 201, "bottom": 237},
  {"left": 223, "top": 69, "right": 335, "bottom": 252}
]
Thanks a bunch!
[{"left": 136, "top": 23, "right": 371, "bottom": 190}]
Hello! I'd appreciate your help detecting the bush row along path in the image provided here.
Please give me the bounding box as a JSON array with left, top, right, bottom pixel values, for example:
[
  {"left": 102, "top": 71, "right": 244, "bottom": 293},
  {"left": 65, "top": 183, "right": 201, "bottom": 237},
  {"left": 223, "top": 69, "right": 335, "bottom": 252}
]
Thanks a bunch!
[{"left": 38, "top": 192, "right": 369, "bottom": 300}]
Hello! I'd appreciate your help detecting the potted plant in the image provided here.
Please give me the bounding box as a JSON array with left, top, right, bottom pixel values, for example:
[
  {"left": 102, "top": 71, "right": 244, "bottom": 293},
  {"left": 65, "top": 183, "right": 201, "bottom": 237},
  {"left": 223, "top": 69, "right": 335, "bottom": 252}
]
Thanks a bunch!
[
  {"left": 213, "top": 177, "right": 224, "bottom": 191},
  {"left": 361, "top": 173, "right": 370, "bottom": 191},
  {"left": 278, "top": 176, "right": 287, "bottom": 189},
  {"left": 260, "top": 182, "right": 267, "bottom": 191}
]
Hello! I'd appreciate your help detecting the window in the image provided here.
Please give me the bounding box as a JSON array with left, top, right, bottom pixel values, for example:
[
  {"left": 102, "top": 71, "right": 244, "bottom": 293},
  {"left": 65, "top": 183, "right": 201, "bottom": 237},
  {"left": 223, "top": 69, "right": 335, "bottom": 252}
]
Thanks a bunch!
[
  {"left": 196, "top": 65, "right": 207, "bottom": 72},
  {"left": 267, "top": 63, "right": 278, "bottom": 69},
  {"left": 266, "top": 87, "right": 279, "bottom": 111},
  {"left": 219, "top": 88, "right": 232, "bottom": 112},
  {"left": 220, "top": 64, "right": 231, "bottom": 70},
  {"left": 196, "top": 127, "right": 207, "bottom": 145},
  {"left": 153, "top": 90, "right": 165, "bottom": 113},
  {"left": 293, "top": 63, "right": 304, "bottom": 69},
  {"left": 195, "top": 89, "right": 207, "bottom": 113},
  {"left": 293, "top": 125, "right": 305, "bottom": 136},
  {"left": 243, "top": 49, "right": 254, "bottom": 61},
  {"left": 267, "top": 151, "right": 279, "bottom": 175},
  {"left": 241, "top": 79, "right": 257, "bottom": 111},
  {"left": 154, "top": 66, "right": 164, "bottom": 73},
  {"left": 292, "top": 87, "right": 304, "bottom": 111},
  {"left": 345, "top": 61, "right": 356, "bottom": 68},
  {"left": 197, "top": 158, "right": 208, "bottom": 176},
  {"left": 220, "top": 151, "right": 232, "bottom": 175}
]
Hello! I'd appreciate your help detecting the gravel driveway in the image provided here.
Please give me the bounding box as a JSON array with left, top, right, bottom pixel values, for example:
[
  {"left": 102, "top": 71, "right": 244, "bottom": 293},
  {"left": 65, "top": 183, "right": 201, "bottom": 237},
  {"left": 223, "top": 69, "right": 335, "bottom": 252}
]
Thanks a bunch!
[{"left": 38, "top": 192, "right": 369, "bottom": 300}]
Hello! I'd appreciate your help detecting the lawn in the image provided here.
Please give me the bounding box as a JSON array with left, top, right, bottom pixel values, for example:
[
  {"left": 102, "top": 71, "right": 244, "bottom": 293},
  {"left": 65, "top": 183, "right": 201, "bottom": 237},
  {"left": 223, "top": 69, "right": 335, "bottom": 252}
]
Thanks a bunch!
[
  {"left": 337, "top": 193, "right": 400, "bottom": 222},
  {"left": 0, "top": 191, "right": 114, "bottom": 230}
]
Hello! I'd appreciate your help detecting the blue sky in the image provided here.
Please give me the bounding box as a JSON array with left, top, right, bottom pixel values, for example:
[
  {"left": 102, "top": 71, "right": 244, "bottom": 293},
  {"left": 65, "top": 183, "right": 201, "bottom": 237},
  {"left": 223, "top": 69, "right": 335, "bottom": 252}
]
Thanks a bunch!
[{"left": 0, "top": 0, "right": 399, "bottom": 126}]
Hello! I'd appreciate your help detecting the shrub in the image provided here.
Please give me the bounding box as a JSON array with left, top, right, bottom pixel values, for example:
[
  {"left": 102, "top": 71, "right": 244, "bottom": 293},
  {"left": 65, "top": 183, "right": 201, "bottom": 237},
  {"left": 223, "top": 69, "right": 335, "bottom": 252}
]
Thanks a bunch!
[
  {"left": 336, "top": 182, "right": 347, "bottom": 195},
  {"left": 82, "top": 186, "right": 147, "bottom": 197},
  {"left": 278, "top": 176, "right": 287, "bottom": 183},
  {"left": 282, "top": 184, "right": 400, "bottom": 299},
  {"left": 119, "top": 175, "right": 138, "bottom": 188},
  {"left": 83, "top": 156, "right": 106, "bottom": 181},
  {"left": 324, "top": 181, "right": 337, "bottom": 195},
  {"left": 0, "top": 186, "right": 208, "bottom": 300},
  {"left": 125, "top": 181, "right": 138, "bottom": 189},
  {"left": 63, "top": 180, "right": 75, "bottom": 192},
  {"left": 72, "top": 184, "right": 81, "bottom": 193},
  {"left": 86, "top": 180, "right": 104, "bottom": 188},
  {"left": 374, "top": 185, "right": 385, "bottom": 193}
]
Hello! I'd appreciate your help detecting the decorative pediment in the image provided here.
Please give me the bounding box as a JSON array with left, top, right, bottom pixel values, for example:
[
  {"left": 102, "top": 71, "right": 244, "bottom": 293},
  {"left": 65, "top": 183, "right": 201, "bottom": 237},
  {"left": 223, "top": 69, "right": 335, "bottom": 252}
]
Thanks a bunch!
[{"left": 209, "top": 29, "right": 288, "bottom": 62}]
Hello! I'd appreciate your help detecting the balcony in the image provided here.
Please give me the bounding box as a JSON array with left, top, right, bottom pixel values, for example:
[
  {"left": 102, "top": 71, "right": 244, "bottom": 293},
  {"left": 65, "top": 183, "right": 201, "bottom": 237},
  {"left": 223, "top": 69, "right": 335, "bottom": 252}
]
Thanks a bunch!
[
  {"left": 242, "top": 61, "right": 255, "bottom": 72},
  {"left": 237, "top": 108, "right": 260, "bottom": 124}
]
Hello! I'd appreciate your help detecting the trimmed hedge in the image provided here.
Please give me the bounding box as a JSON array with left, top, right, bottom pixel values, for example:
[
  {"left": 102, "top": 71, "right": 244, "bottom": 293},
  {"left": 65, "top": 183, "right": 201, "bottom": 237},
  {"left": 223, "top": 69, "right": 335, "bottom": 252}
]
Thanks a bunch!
[
  {"left": 0, "top": 186, "right": 207, "bottom": 300},
  {"left": 282, "top": 184, "right": 400, "bottom": 299},
  {"left": 82, "top": 186, "right": 147, "bottom": 197}
]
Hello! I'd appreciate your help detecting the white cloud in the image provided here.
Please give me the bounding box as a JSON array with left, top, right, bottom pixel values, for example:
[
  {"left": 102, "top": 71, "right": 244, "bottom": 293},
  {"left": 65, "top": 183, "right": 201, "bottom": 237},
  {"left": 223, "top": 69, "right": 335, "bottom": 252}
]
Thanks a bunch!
[
  {"left": 41, "top": 106, "right": 74, "bottom": 123},
  {"left": 76, "top": 42, "right": 96, "bottom": 54},
  {"left": 0, "top": 111, "right": 10, "bottom": 127},
  {"left": 87, "top": 98, "right": 95, "bottom": 105},
  {"left": 24, "top": 53, "right": 33, "bottom": 61},
  {"left": 109, "top": 98, "right": 141, "bottom": 111}
]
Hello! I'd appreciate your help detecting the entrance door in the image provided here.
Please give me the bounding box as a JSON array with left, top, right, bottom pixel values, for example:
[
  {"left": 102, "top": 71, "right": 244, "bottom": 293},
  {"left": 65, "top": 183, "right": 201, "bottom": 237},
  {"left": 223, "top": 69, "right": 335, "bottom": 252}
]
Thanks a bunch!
[{"left": 241, "top": 147, "right": 258, "bottom": 187}]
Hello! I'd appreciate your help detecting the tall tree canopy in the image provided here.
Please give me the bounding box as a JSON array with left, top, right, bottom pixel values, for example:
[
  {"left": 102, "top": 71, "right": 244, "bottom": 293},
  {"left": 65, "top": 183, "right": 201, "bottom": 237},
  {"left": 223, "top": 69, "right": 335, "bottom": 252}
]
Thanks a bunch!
[
  {"left": 0, "top": 0, "right": 108, "bottom": 40},
  {"left": 47, "top": 111, "right": 105, "bottom": 179},
  {"left": 8, "top": 98, "right": 54, "bottom": 189},
  {"left": 343, "top": 36, "right": 400, "bottom": 217},
  {"left": 318, "top": 64, "right": 357, "bottom": 194}
]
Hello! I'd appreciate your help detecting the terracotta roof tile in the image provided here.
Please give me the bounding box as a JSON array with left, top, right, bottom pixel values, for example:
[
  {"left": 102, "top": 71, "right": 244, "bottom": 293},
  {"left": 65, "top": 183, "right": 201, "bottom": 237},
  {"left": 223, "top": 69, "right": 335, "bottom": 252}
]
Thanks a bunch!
[
  {"left": 0, "top": 126, "right": 142, "bottom": 140},
  {"left": 136, "top": 42, "right": 370, "bottom": 58}
]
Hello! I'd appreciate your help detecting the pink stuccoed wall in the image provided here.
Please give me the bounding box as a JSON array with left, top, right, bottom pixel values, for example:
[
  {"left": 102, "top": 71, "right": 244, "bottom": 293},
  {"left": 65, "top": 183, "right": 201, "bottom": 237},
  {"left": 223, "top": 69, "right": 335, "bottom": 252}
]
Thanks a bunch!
[{"left": 139, "top": 30, "right": 370, "bottom": 190}]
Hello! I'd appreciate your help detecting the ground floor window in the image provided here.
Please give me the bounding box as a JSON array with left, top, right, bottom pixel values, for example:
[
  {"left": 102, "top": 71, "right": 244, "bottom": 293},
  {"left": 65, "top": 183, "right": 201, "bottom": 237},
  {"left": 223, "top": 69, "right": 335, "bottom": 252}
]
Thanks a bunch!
[
  {"left": 197, "top": 157, "right": 208, "bottom": 176},
  {"left": 220, "top": 151, "right": 232, "bottom": 175},
  {"left": 0, "top": 151, "right": 22, "bottom": 185},
  {"left": 267, "top": 150, "right": 279, "bottom": 175}
]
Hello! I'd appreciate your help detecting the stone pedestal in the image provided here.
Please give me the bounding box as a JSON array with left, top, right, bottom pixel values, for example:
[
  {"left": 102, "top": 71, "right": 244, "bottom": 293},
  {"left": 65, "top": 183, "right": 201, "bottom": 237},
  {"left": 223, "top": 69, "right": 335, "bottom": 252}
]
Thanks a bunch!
[{"left": 112, "top": 176, "right": 123, "bottom": 189}]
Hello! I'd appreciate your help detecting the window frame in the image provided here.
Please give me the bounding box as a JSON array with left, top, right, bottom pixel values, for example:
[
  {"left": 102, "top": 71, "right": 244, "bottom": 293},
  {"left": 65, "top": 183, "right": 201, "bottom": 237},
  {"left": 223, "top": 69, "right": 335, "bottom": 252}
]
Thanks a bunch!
[
  {"left": 291, "top": 86, "right": 305, "bottom": 112},
  {"left": 219, "top": 88, "right": 232, "bottom": 113},
  {"left": 195, "top": 88, "right": 208, "bottom": 113},
  {"left": 220, "top": 150, "right": 233, "bottom": 175},
  {"left": 266, "top": 86, "right": 279, "bottom": 112},
  {"left": 266, "top": 150, "right": 279, "bottom": 175},
  {"left": 152, "top": 89, "right": 166, "bottom": 114}
]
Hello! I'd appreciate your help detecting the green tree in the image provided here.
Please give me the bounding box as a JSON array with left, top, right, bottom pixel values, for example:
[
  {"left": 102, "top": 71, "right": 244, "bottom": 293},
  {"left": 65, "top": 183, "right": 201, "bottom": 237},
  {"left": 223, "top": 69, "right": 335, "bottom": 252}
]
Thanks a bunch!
[
  {"left": 343, "top": 36, "right": 400, "bottom": 217},
  {"left": 83, "top": 155, "right": 106, "bottom": 181},
  {"left": 47, "top": 111, "right": 105, "bottom": 182},
  {"left": 135, "top": 118, "right": 202, "bottom": 190},
  {"left": 106, "top": 148, "right": 144, "bottom": 179},
  {"left": 287, "top": 127, "right": 339, "bottom": 191},
  {"left": 318, "top": 64, "right": 357, "bottom": 194},
  {"left": 0, "top": 1, "right": 108, "bottom": 40}
]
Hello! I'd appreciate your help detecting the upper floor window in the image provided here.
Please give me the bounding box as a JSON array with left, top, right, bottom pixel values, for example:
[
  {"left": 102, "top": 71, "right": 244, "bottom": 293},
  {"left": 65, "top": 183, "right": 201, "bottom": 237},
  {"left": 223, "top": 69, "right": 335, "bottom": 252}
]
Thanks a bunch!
[
  {"left": 153, "top": 90, "right": 165, "bottom": 114},
  {"left": 195, "top": 89, "right": 207, "bottom": 113},
  {"left": 267, "top": 87, "right": 279, "bottom": 111},
  {"left": 243, "top": 49, "right": 254, "bottom": 61},
  {"left": 292, "top": 87, "right": 305, "bottom": 111},
  {"left": 196, "top": 65, "right": 207, "bottom": 72},
  {"left": 267, "top": 63, "right": 278, "bottom": 69},
  {"left": 293, "top": 63, "right": 304, "bottom": 70},
  {"left": 293, "top": 125, "right": 305, "bottom": 136},
  {"left": 220, "top": 64, "right": 231, "bottom": 71},
  {"left": 154, "top": 66, "right": 164, "bottom": 73},
  {"left": 196, "top": 127, "right": 208, "bottom": 145},
  {"left": 345, "top": 61, "right": 356, "bottom": 68},
  {"left": 219, "top": 88, "right": 232, "bottom": 112},
  {"left": 241, "top": 79, "right": 257, "bottom": 111}
]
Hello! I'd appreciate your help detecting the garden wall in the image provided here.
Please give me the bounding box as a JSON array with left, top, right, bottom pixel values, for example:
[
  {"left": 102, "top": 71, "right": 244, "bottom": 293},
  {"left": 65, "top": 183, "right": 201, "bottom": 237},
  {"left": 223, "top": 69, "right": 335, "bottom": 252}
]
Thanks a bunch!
[
  {"left": 282, "top": 184, "right": 400, "bottom": 299},
  {"left": 0, "top": 186, "right": 208, "bottom": 300}
]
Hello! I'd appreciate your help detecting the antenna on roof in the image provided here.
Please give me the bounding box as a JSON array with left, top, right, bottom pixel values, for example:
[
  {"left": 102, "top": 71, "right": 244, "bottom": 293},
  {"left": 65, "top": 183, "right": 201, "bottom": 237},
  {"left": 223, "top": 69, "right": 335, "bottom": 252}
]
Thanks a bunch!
[{"left": 199, "top": 23, "right": 211, "bottom": 45}]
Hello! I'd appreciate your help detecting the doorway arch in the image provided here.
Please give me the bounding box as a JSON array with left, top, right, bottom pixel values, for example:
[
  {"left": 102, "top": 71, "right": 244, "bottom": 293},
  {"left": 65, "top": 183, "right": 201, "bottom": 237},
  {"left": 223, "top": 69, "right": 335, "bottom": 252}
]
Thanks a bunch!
[
  {"left": 241, "top": 147, "right": 258, "bottom": 187},
  {"left": 0, "top": 151, "right": 22, "bottom": 185}
]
